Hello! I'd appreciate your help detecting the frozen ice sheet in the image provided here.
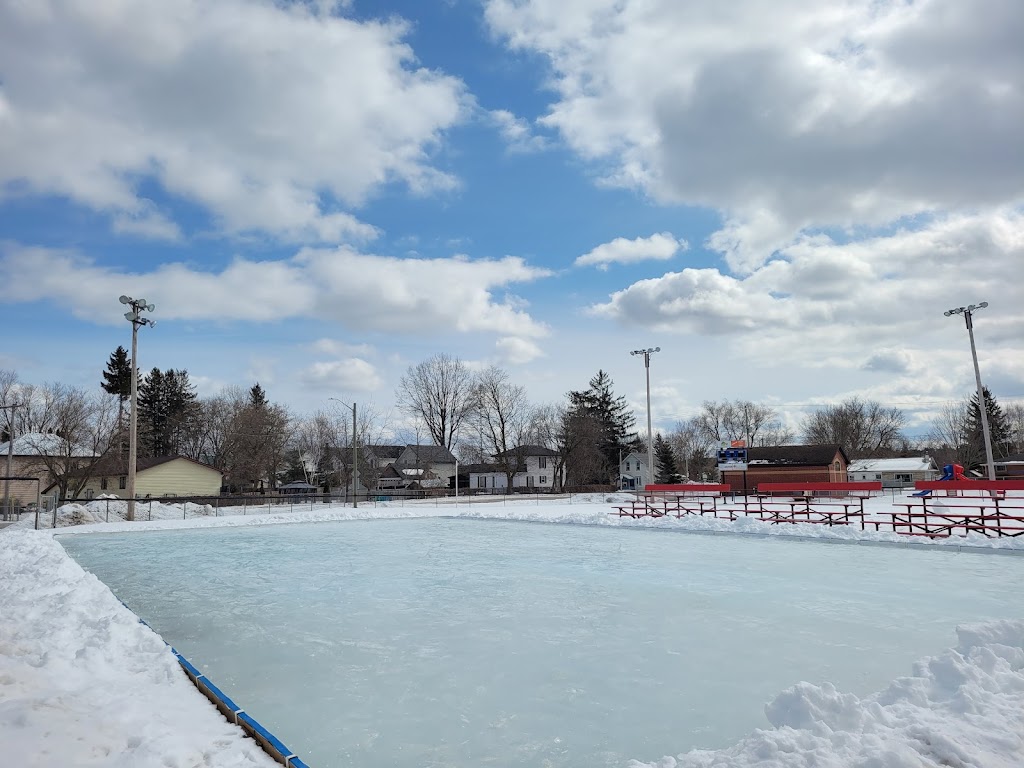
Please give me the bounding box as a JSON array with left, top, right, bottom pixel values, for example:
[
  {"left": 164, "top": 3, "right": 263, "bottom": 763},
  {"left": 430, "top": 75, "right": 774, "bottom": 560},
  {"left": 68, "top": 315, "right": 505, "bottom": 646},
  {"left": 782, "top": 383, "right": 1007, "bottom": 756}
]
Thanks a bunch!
[{"left": 61, "top": 518, "right": 1024, "bottom": 768}]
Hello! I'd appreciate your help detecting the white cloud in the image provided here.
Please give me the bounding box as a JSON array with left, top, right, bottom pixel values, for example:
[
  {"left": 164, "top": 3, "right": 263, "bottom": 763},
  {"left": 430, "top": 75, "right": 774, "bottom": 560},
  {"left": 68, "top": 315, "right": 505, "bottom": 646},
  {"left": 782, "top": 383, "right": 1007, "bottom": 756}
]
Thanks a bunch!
[
  {"left": 574, "top": 232, "right": 686, "bottom": 271},
  {"left": 484, "top": 0, "right": 1024, "bottom": 270},
  {"left": 0, "top": 242, "right": 553, "bottom": 340},
  {"left": 310, "top": 339, "right": 376, "bottom": 358},
  {"left": 0, "top": 0, "right": 468, "bottom": 243},
  {"left": 495, "top": 336, "right": 545, "bottom": 364},
  {"left": 487, "top": 109, "right": 551, "bottom": 153},
  {"left": 588, "top": 211, "right": 1024, "bottom": 397},
  {"left": 300, "top": 359, "right": 383, "bottom": 392}
]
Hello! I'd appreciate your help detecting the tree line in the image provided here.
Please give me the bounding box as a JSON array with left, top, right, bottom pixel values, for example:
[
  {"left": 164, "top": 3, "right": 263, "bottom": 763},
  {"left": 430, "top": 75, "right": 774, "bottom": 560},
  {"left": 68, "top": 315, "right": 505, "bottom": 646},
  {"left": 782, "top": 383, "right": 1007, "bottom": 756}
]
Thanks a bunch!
[{"left": 1, "top": 349, "right": 1022, "bottom": 500}]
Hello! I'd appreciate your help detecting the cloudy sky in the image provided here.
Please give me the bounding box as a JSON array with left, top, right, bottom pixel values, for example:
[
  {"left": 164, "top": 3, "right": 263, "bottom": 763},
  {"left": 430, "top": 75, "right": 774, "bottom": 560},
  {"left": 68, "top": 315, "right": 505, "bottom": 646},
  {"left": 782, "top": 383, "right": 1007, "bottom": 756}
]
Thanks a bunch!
[{"left": 1, "top": 0, "right": 1021, "bottom": 436}]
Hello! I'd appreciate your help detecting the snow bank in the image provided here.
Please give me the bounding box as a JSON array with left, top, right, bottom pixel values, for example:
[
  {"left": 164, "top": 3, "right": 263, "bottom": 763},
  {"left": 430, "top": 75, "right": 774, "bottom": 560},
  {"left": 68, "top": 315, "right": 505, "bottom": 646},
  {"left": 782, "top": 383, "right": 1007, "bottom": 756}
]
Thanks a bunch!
[
  {"left": 630, "top": 620, "right": 1024, "bottom": 767},
  {"left": 0, "top": 529, "right": 277, "bottom": 768}
]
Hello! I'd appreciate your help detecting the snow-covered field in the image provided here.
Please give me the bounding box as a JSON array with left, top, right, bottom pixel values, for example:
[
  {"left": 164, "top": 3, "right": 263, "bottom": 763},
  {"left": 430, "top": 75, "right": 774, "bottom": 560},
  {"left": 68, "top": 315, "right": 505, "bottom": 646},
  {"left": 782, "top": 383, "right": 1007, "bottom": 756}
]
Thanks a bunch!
[{"left": 2, "top": 494, "right": 1023, "bottom": 767}]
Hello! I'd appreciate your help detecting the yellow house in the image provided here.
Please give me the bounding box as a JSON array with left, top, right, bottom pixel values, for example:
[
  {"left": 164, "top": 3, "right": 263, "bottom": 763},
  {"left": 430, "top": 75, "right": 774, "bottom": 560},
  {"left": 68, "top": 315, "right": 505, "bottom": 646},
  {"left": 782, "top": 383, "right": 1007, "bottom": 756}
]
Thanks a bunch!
[{"left": 78, "top": 456, "right": 223, "bottom": 499}]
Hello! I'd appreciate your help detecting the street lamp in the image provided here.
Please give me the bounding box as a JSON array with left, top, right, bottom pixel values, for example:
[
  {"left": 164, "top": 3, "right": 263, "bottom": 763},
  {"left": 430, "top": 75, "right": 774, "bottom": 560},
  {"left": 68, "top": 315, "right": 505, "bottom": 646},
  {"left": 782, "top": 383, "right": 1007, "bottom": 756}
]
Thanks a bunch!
[
  {"left": 329, "top": 398, "right": 358, "bottom": 508},
  {"left": 944, "top": 302, "right": 995, "bottom": 481},
  {"left": 120, "top": 295, "right": 155, "bottom": 521},
  {"left": 630, "top": 347, "right": 661, "bottom": 486}
]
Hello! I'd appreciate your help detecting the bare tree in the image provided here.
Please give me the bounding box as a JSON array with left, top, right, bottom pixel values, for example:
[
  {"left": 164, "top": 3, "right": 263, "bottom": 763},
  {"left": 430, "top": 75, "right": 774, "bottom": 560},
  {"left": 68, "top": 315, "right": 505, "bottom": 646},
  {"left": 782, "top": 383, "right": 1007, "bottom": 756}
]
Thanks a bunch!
[
  {"left": 697, "top": 400, "right": 793, "bottom": 447},
  {"left": 801, "top": 397, "right": 907, "bottom": 458},
  {"left": 529, "top": 402, "right": 603, "bottom": 492},
  {"left": 474, "top": 366, "right": 532, "bottom": 491},
  {"left": 925, "top": 401, "right": 982, "bottom": 469},
  {"left": 396, "top": 354, "right": 476, "bottom": 450},
  {"left": 21, "top": 386, "right": 119, "bottom": 500},
  {"left": 177, "top": 392, "right": 242, "bottom": 468},
  {"left": 322, "top": 401, "right": 390, "bottom": 494},
  {"left": 222, "top": 386, "right": 292, "bottom": 492},
  {"left": 1006, "top": 402, "right": 1024, "bottom": 456},
  {"left": 667, "top": 417, "right": 716, "bottom": 481}
]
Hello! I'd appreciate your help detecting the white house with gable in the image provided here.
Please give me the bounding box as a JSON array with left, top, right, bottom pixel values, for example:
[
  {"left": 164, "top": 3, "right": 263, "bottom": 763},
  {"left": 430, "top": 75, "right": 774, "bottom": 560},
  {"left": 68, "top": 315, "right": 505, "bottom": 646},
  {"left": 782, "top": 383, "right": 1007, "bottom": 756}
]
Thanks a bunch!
[
  {"left": 847, "top": 456, "right": 939, "bottom": 488},
  {"left": 619, "top": 451, "right": 651, "bottom": 490},
  {"left": 468, "top": 445, "right": 562, "bottom": 491}
]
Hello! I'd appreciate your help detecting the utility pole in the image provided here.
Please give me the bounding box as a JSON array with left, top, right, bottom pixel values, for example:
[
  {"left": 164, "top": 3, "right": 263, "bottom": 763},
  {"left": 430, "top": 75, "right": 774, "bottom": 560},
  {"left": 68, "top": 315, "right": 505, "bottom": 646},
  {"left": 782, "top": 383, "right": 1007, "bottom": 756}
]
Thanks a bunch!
[
  {"left": 120, "top": 295, "right": 155, "bottom": 521},
  {"left": 329, "top": 398, "right": 358, "bottom": 508}
]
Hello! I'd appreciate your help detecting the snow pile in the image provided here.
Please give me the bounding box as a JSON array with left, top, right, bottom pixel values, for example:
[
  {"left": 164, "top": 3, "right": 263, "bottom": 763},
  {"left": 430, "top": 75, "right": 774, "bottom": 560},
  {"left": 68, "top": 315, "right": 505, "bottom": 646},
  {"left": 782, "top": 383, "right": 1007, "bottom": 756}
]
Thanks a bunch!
[
  {"left": 630, "top": 620, "right": 1024, "bottom": 767},
  {"left": 0, "top": 529, "right": 277, "bottom": 768}
]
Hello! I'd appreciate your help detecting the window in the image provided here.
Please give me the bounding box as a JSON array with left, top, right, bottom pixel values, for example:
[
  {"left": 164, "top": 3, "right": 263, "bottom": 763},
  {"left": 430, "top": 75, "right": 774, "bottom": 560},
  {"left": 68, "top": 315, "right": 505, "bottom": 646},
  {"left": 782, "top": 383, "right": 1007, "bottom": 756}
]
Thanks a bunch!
[
  {"left": 527, "top": 476, "right": 534, "bottom": 487},
  {"left": 118, "top": 476, "right": 127, "bottom": 490},
  {"left": 100, "top": 478, "right": 108, "bottom": 490},
  {"left": 539, "top": 456, "right": 547, "bottom": 469},
  {"left": 540, "top": 475, "right": 548, "bottom": 484},
  {"left": 894, "top": 473, "right": 912, "bottom": 483},
  {"left": 476, "top": 476, "right": 487, "bottom": 489},
  {"left": 875, "top": 474, "right": 882, "bottom": 480}
]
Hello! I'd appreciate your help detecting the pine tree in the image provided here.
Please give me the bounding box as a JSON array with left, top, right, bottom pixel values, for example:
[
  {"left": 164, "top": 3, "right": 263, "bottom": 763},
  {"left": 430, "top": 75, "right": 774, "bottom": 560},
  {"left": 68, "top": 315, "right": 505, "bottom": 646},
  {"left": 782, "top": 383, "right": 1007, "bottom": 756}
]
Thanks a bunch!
[
  {"left": 138, "top": 368, "right": 198, "bottom": 457},
  {"left": 654, "top": 433, "right": 682, "bottom": 483},
  {"left": 250, "top": 382, "right": 267, "bottom": 408},
  {"left": 967, "top": 387, "right": 1011, "bottom": 460},
  {"left": 101, "top": 346, "right": 133, "bottom": 424},
  {"left": 568, "top": 370, "right": 637, "bottom": 483}
]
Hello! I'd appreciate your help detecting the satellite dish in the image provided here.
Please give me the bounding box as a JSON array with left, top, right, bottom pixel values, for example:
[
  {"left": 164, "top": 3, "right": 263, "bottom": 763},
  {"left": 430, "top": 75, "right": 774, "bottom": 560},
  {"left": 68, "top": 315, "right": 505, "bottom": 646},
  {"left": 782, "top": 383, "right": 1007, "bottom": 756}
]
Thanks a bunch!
[{"left": 119, "top": 295, "right": 130, "bottom": 305}]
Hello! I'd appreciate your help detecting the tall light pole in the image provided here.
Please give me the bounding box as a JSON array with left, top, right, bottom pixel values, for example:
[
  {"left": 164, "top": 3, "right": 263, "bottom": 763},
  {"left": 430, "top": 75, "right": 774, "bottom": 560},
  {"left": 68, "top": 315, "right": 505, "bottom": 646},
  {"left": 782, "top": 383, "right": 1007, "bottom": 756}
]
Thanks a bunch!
[
  {"left": 329, "top": 398, "right": 358, "bottom": 508},
  {"left": 945, "top": 302, "right": 995, "bottom": 481},
  {"left": 630, "top": 347, "right": 661, "bottom": 486},
  {"left": 120, "top": 295, "right": 155, "bottom": 521}
]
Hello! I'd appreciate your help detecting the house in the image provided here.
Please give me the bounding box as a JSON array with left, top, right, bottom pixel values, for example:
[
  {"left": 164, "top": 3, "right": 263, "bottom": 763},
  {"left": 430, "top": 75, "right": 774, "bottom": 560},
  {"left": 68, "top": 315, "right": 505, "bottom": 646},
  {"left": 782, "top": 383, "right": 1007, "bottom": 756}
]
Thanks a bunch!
[
  {"left": 847, "top": 456, "right": 940, "bottom": 488},
  {"left": 720, "top": 444, "right": 848, "bottom": 493},
  {"left": 394, "top": 444, "right": 458, "bottom": 488},
  {"left": 0, "top": 432, "right": 94, "bottom": 505},
  {"left": 619, "top": 451, "right": 651, "bottom": 490},
  {"left": 353, "top": 443, "right": 458, "bottom": 490},
  {"left": 995, "top": 452, "right": 1024, "bottom": 480},
  {"left": 76, "top": 456, "right": 223, "bottom": 499},
  {"left": 468, "top": 445, "right": 562, "bottom": 491}
]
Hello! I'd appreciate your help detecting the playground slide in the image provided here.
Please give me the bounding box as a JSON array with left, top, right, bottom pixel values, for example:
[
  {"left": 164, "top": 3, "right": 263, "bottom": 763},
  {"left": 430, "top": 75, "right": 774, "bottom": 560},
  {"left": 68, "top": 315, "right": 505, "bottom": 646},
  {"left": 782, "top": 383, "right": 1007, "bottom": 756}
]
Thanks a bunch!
[{"left": 912, "top": 463, "right": 970, "bottom": 496}]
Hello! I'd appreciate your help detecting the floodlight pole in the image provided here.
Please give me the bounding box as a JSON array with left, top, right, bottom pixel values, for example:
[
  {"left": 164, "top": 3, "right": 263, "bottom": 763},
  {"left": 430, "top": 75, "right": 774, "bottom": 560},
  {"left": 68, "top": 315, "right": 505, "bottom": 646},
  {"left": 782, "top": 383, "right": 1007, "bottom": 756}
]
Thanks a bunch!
[
  {"left": 120, "top": 295, "right": 155, "bottom": 521},
  {"left": 945, "top": 302, "right": 995, "bottom": 481},
  {"left": 630, "top": 347, "right": 661, "bottom": 486}
]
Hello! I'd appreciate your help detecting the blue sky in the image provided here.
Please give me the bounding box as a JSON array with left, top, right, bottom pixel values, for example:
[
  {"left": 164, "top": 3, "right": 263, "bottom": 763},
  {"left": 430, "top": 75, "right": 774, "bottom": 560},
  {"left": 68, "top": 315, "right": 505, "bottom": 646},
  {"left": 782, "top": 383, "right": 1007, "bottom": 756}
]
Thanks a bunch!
[{"left": 1, "top": 0, "right": 1022, "bottom": 438}]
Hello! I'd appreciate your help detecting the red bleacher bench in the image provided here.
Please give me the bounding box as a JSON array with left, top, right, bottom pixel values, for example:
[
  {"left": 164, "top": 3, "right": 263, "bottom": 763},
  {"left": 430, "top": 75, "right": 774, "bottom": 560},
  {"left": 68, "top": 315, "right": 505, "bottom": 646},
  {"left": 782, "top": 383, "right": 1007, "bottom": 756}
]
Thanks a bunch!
[
  {"left": 643, "top": 484, "right": 730, "bottom": 495},
  {"left": 756, "top": 482, "right": 882, "bottom": 498}
]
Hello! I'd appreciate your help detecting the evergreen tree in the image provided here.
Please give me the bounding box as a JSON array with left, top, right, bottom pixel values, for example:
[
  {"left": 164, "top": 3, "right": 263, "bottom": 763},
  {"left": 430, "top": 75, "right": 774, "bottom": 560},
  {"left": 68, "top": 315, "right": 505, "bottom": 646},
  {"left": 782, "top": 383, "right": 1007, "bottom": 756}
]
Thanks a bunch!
[
  {"left": 967, "top": 387, "right": 1011, "bottom": 460},
  {"left": 654, "top": 433, "right": 682, "bottom": 483},
  {"left": 138, "top": 368, "right": 198, "bottom": 457},
  {"left": 250, "top": 382, "right": 267, "bottom": 408},
  {"left": 101, "top": 346, "right": 133, "bottom": 423},
  {"left": 567, "top": 370, "right": 637, "bottom": 483}
]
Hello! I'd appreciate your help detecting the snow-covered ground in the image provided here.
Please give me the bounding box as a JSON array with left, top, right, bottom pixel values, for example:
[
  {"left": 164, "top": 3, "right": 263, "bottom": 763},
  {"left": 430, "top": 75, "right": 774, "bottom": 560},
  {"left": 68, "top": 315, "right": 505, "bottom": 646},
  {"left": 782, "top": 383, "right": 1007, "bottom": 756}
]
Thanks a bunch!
[{"left": 2, "top": 494, "right": 1023, "bottom": 766}]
